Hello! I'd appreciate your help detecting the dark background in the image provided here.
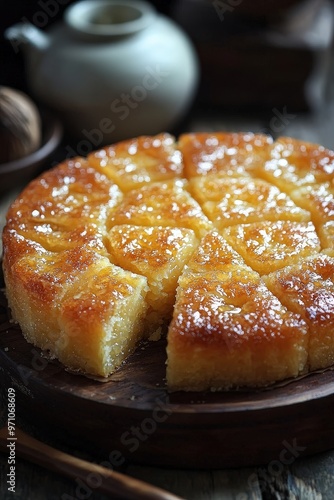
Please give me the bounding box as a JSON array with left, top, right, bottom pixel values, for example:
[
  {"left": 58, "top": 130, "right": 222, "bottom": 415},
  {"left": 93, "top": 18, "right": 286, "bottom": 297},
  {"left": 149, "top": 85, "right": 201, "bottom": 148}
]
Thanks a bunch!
[
  {"left": 1, "top": 0, "right": 171, "bottom": 93},
  {"left": 2, "top": 0, "right": 333, "bottom": 113}
]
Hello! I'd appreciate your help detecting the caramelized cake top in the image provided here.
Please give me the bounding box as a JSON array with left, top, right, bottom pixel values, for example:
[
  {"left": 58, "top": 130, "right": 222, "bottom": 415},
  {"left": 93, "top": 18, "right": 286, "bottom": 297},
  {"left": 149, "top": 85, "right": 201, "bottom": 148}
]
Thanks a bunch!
[
  {"left": 2, "top": 132, "right": 334, "bottom": 388},
  {"left": 222, "top": 221, "right": 321, "bottom": 274},
  {"left": 259, "top": 137, "right": 334, "bottom": 193},
  {"left": 108, "top": 179, "right": 213, "bottom": 238},
  {"left": 189, "top": 174, "right": 310, "bottom": 228},
  {"left": 180, "top": 132, "right": 273, "bottom": 178},
  {"left": 88, "top": 133, "right": 183, "bottom": 191}
]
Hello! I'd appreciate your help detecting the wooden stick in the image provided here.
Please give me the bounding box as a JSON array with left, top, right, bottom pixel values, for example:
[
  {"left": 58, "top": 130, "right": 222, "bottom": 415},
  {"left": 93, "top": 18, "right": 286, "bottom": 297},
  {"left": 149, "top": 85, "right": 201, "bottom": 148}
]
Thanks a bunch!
[{"left": 0, "top": 424, "right": 184, "bottom": 500}]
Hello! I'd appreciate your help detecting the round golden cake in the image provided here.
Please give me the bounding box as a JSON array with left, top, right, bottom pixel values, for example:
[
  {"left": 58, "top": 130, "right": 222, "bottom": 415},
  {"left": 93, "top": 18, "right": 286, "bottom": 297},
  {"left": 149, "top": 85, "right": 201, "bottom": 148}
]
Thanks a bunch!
[{"left": 2, "top": 132, "right": 334, "bottom": 391}]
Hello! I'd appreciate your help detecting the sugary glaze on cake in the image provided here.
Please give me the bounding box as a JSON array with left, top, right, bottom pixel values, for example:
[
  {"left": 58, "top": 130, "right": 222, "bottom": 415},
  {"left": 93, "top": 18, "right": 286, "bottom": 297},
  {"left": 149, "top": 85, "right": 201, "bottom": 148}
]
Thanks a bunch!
[
  {"left": 319, "top": 221, "right": 334, "bottom": 249},
  {"left": 263, "top": 254, "right": 334, "bottom": 371},
  {"left": 88, "top": 133, "right": 183, "bottom": 192},
  {"left": 289, "top": 182, "right": 334, "bottom": 232},
  {"left": 108, "top": 179, "right": 213, "bottom": 238},
  {"left": 107, "top": 225, "right": 197, "bottom": 337},
  {"left": 188, "top": 175, "right": 310, "bottom": 229},
  {"left": 4, "top": 157, "right": 122, "bottom": 254},
  {"left": 180, "top": 132, "right": 273, "bottom": 177},
  {"left": 2, "top": 132, "right": 334, "bottom": 390},
  {"left": 167, "top": 232, "right": 308, "bottom": 391},
  {"left": 222, "top": 221, "right": 320, "bottom": 275},
  {"left": 257, "top": 137, "right": 334, "bottom": 193},
  {"left": 2, "top": 238, "right": 148, "bottom": 376}
]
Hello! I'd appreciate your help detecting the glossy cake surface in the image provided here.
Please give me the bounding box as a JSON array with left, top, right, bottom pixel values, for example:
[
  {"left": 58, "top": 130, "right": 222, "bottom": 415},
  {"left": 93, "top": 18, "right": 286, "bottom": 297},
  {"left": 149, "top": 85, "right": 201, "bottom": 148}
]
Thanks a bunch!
[{"left": 2, "top": 132, "right": 334, "bottom": 390}]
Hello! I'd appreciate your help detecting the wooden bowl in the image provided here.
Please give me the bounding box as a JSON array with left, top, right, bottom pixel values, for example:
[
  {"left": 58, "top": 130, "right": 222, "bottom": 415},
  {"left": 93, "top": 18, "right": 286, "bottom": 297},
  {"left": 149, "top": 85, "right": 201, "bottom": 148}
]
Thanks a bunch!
[{"left": 0, "top": 110, "right": 63, "bottom": 194}]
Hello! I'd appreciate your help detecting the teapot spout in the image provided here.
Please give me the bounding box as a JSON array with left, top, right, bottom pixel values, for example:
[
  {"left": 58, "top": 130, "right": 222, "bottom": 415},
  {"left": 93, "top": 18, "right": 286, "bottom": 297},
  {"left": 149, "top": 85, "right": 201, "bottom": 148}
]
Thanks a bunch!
[{"left": 5, "top": 23, "right": 50, "bottom": 55}]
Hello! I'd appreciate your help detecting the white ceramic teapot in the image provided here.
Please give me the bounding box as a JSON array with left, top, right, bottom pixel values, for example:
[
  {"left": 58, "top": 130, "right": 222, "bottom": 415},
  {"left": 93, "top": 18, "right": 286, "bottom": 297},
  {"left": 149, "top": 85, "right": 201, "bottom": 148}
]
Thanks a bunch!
[{"left": 5, "top": 0, "right": 199, "bottom": 148}]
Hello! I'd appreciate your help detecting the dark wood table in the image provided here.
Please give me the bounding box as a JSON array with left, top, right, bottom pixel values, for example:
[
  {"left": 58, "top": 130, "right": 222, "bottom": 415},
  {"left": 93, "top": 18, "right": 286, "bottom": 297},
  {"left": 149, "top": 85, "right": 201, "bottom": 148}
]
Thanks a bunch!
[{"left": 1, "top": 98, "right": 334, "bottom": 499}]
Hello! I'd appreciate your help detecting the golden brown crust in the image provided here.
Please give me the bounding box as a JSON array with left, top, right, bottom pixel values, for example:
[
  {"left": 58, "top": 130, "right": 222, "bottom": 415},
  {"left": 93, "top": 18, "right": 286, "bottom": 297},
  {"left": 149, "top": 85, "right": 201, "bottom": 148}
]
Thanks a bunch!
[
  {"left": 88, "top": 133, "right": 183, "bottom": 191},
  {"left": 257, "top": 137, "right": 334, "bottom": 193},
  {"left": 222, "top": 221, "right": 320, "bottom": 275},
  {"left": 290, "top": 182, "right": 334, "bottom": 233},
  {"left": 2, "top": 132, "right": 334, "bottom": 389},
  {"left": 108, "top": 179, "right": 213, "bottom": 238},
  {"left": 180, "top": 132, "right": 273, "bottom": 178},
  {"left": 107, "top": 225, "right": 197, "bottom": 335},
  {"left": 263, "top": 254, "right": 334, "bottom": 372},
  {"left": 167, "top": 232, "right": 309, "bottom": 391},
  {"left": 188, "top": 174, "right": 310, "bottom": 229}
]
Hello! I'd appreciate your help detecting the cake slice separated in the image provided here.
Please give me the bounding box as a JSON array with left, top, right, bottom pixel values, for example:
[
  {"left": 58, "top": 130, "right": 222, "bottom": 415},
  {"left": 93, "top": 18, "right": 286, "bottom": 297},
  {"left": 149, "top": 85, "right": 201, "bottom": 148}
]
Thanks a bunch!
[
  {"left": 107, "top": 225, "right": 198, "bottom": 338},
  {"left": 58, "top": 254, "right": 149, "bottom": 377},
  {"left": 3, "top": 236, "right": 149, "bottom": 378},
  {"left": 166, "top": 231, "right": 309, "bottom": 391}
]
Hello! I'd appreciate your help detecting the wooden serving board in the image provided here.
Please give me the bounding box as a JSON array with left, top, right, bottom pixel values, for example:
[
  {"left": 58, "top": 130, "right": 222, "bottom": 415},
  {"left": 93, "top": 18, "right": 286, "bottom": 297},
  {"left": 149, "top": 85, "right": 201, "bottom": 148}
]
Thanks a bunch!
[{"left": 1, "top": 269, "right": 334, "bottom": 469}]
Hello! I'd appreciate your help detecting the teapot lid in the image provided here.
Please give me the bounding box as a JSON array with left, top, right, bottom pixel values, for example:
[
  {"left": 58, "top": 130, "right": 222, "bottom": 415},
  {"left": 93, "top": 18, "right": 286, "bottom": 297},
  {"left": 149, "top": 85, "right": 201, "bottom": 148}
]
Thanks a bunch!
[{"left": 65, "top": 0, "right": 156, "bottom": 39}]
